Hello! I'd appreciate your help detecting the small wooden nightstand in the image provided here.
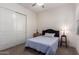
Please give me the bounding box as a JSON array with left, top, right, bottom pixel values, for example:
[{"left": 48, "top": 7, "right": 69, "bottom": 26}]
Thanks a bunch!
[
  {"left": 33, "top": 32, "right": 41, "bottom": 37},
  {"left": 60, "top": 35, "right": 67, "bottom": 48}
]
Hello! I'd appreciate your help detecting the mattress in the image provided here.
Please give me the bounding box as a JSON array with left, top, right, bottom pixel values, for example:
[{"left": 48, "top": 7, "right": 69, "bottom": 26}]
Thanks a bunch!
[{"left": 25, "top": 36, "right": 58, "bottom": 55}]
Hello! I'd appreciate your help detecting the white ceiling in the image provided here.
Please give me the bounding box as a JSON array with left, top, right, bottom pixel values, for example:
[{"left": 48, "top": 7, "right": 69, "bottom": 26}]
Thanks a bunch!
[{"left": 19, "top": 3, "right": 74, "bottom": 13}]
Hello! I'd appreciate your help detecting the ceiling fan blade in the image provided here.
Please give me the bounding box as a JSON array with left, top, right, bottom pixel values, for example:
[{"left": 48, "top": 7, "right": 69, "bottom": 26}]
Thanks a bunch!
[{"left": 32, "top": 3, "right": 36, "bottom": 7}]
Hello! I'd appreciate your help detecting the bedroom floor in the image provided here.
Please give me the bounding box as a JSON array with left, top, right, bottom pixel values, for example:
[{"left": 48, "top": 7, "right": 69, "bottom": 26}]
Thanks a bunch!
[{"left": 0, "top": 44, "right": 78, "bottom": 55}]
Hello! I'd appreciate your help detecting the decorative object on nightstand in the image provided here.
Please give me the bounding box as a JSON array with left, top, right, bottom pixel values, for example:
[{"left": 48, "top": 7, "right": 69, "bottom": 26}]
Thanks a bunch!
[
  {"left": 60, "top": 34, "right": 67, "bottom": 48},
  {"left": 33, "top": 29, "right": 41, "bottom": 37}
]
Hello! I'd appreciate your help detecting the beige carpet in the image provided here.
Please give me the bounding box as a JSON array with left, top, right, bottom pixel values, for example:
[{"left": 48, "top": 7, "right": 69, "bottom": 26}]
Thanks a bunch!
[
  {"left": 24, "top": 47, "right": 78, "bottom": 55},
  {"left": 0, "top": 44, "right": 78, "bottom": 55}
]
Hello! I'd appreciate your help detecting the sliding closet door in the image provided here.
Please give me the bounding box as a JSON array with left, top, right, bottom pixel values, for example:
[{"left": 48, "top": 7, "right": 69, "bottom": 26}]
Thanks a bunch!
[
  {"left": 0, "top": 8, "right": 15, "bottom": 47},
  {"left": 0, "top": 8, "right": 26, "bottom": 50},
  {"left": 15, "top": 12, "right": 26, "bottom": 43}
]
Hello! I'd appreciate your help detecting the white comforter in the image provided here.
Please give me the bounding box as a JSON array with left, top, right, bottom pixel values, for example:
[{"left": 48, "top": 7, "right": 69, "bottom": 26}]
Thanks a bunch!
[{"left": 25, "top": 36, "right": 58, "bottom": 55}]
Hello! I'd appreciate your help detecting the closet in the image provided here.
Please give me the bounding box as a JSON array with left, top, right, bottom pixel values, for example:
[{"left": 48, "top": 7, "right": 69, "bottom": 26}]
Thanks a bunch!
[{"left": 0, "top": 7, "right": 26, "bottom": 50}]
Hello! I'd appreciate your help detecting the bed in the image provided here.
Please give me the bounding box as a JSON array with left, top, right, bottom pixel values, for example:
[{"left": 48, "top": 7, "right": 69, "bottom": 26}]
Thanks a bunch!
[{"left": 25, "top": 29, "right": 59, "bottom": 55}]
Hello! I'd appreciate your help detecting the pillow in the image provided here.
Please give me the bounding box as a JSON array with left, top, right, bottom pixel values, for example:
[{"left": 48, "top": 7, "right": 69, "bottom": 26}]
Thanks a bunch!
[{"left": 44, "top": 33, "right": 55, "bottom": 37}]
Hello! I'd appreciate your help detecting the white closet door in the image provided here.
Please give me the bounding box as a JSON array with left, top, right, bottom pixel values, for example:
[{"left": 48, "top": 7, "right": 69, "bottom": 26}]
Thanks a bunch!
[
  {"left": 0, "top": 8, "right": 15, "bottom": 44},
  {"left": 14, "top": 12, "right": 26, "bottom": 42},
  {"left": 0, "top": 8, "right": 26, "bottom": 50}
]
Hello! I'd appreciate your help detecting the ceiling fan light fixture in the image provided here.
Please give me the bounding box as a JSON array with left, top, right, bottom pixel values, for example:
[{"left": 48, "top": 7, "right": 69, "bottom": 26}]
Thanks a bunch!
[
  {"left": 32, "top": 3, "right": 45, "bottom": 8},
  {"left": 36, "top": 3, "right": 44, "bottom": 6}
]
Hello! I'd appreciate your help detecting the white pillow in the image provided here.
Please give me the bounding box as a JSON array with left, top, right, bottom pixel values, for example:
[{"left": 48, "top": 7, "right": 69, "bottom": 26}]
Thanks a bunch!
[{"left": 44, "top": 33, "right": 55, "bottom": 37}]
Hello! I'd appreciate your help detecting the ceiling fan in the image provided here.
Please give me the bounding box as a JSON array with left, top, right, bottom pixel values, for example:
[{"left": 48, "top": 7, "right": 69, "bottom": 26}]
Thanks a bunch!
[{"left": 32, "top": 3, "right": 45, "bottom": 8}]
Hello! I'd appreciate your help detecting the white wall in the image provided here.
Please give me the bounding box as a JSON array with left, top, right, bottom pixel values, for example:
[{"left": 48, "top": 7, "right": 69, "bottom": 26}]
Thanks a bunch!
[
  {"left": 0, "top": 3, "right": 37, "bottom": 50},
  {"left": 37, "top": 4, "right": 76, "bottom": 48}
]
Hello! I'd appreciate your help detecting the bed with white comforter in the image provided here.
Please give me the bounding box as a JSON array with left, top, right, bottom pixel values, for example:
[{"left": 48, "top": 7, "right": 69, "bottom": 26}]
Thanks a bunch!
[{"left": 25, "top": 36, "right": 58, "bottom": 55}]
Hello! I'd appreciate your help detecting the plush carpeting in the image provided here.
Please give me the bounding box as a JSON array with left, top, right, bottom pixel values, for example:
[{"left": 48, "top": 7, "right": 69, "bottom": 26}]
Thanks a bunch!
[
  {"left": 56, "top": 47, "right": 78, "bottom": 55},
  {"left": 24, "top": 47, "right": 78, "bottom": 55},
  {"left": 0, "top": 44, "right": 78, "bottom": 55}
]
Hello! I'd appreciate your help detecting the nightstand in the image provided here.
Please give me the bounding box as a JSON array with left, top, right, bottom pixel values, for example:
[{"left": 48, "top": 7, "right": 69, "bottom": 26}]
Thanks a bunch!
[
  {"left": 33, "top": 32, "right": 41, "bottom": 37},
  {"left": 60, "top": 35, "right": 67, "bottom": 48}
]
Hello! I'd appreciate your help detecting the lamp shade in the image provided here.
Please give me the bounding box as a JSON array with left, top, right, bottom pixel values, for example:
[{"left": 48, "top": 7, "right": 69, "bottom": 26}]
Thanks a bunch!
[{"left": 60, "top": 25, "right": 69, "bottom": 35}]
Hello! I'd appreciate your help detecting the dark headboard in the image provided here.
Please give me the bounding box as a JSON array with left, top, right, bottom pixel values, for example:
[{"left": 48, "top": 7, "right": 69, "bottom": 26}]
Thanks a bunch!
[{"left": 42, "top": 29, "right": 59, "bottom": 37}]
